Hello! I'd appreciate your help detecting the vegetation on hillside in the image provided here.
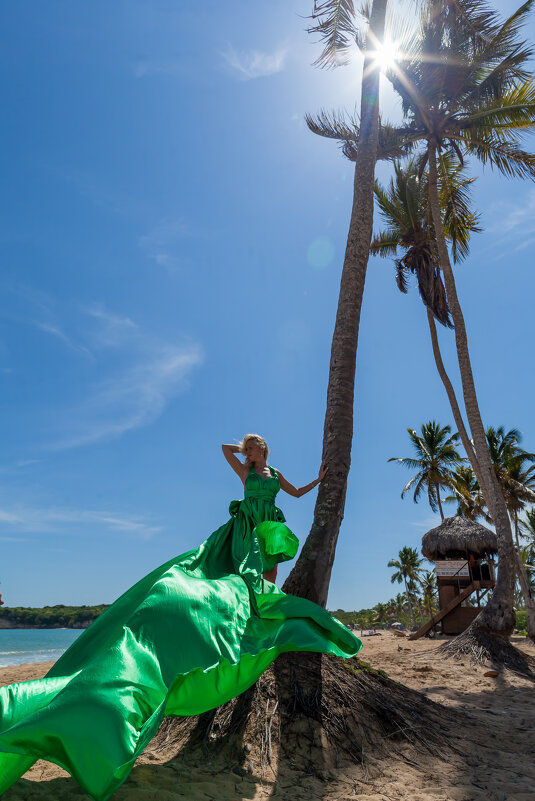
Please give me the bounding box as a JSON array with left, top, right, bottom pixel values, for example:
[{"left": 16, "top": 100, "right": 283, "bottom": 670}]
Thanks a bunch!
[{"left": 0, "top": 604, "right": 109, "bottom": 628}]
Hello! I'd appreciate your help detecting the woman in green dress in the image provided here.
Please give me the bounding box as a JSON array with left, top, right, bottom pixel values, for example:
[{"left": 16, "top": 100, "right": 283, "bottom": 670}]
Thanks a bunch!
[
  {"left": 222, "top": 433, "right": 328, "bottom": 582},
  {"left": 0, "top": 434, "right": 361, "bottom": 801}
]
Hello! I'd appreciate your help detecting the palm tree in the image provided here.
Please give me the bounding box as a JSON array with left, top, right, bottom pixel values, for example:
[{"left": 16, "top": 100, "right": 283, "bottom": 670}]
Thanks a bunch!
[
  {"left": 420, "top": 570, "right": 438, "bottom": 618},
  {"left": 371, "top": 155, "right": 480, "bottom": 330},
  {"left": 389, "top": 421, "right": 463, "bottom": 520},
  {"left": 387, "top": 2, "right": 535, "bottom": 643},
  {"left": 407, "top": 577, "right": 425, "bottom": 623},
  {"left": 486, "top": 426, "right": 535, "bottom": 641},
  {"left": 371, "top": 148, "right": 535, "bottom": 643},
  {"left": 309, "top": 0, "right": 535, "bottom": 644},
  {"left": 486, "top": 427, "right": 535, "bottom": 543},
  {"left": 283, "top": 0, "right": 389, "bottom": 605},
  {"left": 520, "top": 507, "right": 535, "bottom": 556},
  {"left": 519, "top": 509, "right": 535, "bottom": 598},
  {"left": 388, "top": 546, "right": 424, "bottom": 626},
  {"left": 374, "top": 601, "right": 389, "bottom": 625},
  {"left": 371, "top": 155, "right": 482, "bottom": 476},
  {"left": 445, "top": 465, "right": 490, "bottom": 522}
]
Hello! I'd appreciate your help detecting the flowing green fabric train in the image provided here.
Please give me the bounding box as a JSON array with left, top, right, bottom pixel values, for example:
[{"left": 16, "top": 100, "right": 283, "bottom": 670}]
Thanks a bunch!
[{"left": 0, "top": 467, "right": 362, "bottom": 800}]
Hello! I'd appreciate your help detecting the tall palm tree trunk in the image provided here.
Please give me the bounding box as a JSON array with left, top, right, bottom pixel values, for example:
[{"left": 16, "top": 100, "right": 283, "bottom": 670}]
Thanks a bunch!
[
  {"left": 428, "top": 307, "right": 535, "bottom": 640},
  {"left": 283, "top": 0, "right": 388, "bottom": 605},
  {"left": 427, "top": 140, "right": 516, "bottom": 638},
  {"left": 426, "top": 309, "right": 480, "bottom": 477}
]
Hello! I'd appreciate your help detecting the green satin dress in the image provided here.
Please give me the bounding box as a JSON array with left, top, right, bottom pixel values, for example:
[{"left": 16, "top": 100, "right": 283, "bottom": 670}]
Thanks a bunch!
[{"left": 0, "top": 466, "right": 362, "bottom": 800}]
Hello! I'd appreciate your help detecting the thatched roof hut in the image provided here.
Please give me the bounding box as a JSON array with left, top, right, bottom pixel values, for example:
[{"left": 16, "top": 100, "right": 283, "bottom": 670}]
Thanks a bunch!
[{"left": 421, "top": 516, "right": 498, "bottom": 560}]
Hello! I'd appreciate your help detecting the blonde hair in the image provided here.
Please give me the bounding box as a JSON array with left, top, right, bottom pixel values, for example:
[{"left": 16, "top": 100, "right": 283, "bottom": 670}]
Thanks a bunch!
[{"left": 239, "top": 433, "right": 269, "bottom": 462}]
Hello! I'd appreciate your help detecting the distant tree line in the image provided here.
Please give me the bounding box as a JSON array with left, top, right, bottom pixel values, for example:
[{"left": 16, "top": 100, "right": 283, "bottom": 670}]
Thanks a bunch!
[{"left": 0, "top": 604, "right": 109, "bottom": 629}]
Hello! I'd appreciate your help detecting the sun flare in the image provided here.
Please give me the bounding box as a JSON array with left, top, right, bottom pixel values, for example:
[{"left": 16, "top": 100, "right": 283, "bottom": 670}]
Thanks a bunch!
[{"left": 374, "top": 39, "right": 400, "bottom": 71}]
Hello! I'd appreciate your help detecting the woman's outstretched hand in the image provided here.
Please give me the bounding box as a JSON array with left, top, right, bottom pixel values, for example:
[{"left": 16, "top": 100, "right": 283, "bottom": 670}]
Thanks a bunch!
[{"left": 318, "top": 461, "right": 328, "bottom": 481}]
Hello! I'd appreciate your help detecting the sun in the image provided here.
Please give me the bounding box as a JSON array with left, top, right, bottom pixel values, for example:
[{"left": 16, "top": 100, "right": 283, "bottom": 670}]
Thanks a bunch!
[{"left": 373, "top": 38, "right": 400, "bottom": 71}]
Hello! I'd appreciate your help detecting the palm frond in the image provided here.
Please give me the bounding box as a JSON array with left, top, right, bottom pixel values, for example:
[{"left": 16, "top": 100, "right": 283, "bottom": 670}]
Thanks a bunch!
[
  {"left": 309, "top": 0, "right": 359, "bottom": 68},
  {"left": 369, "top": 229, "right": 400, "bottom": 256},
  {"left": 307, "top": 108, "right": 418, "bottom": 161},
  {"left": 305, "top": 108, "right": 358, "bottom": 140},
  {"left": 438, "top": 150, "right": 481, "bottom": 261},
  {"left": 389, "top": 457, "right": 423, "bottom": 469},
  {"left": 455, "top": 130, "right": 535, "bottom": 178},
  {"left": 462, "top": 79, "right": 535, "bottom": 129},
  {"left": 394, "top": 259, "right": 409, "bottom": 293}
]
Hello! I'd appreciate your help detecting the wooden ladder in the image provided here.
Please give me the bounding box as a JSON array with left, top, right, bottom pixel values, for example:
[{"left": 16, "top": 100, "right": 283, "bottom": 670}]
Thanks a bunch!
[{"left": 408, "top": 581, "right": 481, "bottom": 641}]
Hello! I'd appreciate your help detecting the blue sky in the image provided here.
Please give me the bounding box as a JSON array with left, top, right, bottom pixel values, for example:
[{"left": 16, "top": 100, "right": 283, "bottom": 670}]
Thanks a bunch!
[{"left": 1, "top": 0, "right": 534, "bottom": 611}]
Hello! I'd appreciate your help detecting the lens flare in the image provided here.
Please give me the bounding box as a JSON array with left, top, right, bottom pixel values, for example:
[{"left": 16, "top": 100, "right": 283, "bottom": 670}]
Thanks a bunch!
[{"left": 374, "top": 39, "right": 400, "bottom": 71}]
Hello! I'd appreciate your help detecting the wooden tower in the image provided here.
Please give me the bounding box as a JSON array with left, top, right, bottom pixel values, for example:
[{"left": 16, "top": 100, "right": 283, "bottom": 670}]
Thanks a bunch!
[{"left": 410, "top": 517, "right": 498, "bottom": 640}]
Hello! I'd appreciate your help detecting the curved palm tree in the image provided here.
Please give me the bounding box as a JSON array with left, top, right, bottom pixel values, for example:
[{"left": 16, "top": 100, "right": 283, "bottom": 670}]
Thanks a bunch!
[
  {"left": 309, "top": 0, "right": 535, "bottom": 642},
  {"left": 283, "top": 0, "right": 389, "bottom": 605},
  {"left": 389, "top": 421, "right": 463, "bottom": 520},
  {"left": 388, "top": 546, "right": 424, "bottom": 626},
  {"left": 371, "top": 155, "right": 482, "bottom": 479},
  {"left": 388, "top": 2, "right": 535, "bottom": 642}
]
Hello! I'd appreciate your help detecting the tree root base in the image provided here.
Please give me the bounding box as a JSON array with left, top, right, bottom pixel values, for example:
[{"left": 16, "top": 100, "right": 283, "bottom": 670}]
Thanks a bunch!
[
  {"left": 147, "top": 653, "right": 458, "bottom": 780},
  {"left": 439, "top": 626, "right": 535, "bottom": 676}
]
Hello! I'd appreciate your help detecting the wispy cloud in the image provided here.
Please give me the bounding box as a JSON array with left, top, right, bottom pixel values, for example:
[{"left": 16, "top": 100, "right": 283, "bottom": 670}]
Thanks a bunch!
[
  {"left": 34, "top": 321, "right": 91, "bottom": 356},
  {"left": 0, "top": 504, "right": 161, "bottom": 540},
  {"left": 0, "top": 284, "right": 91, "bottom": 357},
  {"left": 83, "top": 305, "right": 137, "bottom": 348},
  {"left": 479, "top": 189, "right": 535, "bottom": 259},
  {"left": 49, "top": 304, "right": 202, "bottom": 450},
  {"left": 501, "top": 189, "right": 535, "bottom": 233},
  {"left": 222, "top": 44, "right": 287, "bottom": 80},
  {"left": 0, "top": 289, "right": 202, "bottom": 450},
  {"left": 138, "top": 216, "right": 193, "bottom": 273},
  {"left": 53, "top": 348, "right": 201, "bottom": 449}
]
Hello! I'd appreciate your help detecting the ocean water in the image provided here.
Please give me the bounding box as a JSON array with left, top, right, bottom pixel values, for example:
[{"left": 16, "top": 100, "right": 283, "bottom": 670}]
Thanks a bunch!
[{"left": 0, "top": 629, "right": 82, "bottom": 667}]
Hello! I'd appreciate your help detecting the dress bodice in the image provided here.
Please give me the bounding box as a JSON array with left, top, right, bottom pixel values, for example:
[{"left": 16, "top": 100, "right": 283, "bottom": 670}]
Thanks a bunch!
[
  {"left": 244, "top": 465, "right": 280, "bottom": 501},
  {"left": 226, "top": 465, "right": 297, "bottom": 573}
]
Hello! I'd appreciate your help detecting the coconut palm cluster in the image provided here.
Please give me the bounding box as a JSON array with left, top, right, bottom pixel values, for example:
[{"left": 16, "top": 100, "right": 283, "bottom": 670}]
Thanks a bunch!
[
  {"left": 288, "top": 0, "right": 535, "bottom": 666},
  {"left": 389, "top": 421, "right": 535, "bottom": 636}
]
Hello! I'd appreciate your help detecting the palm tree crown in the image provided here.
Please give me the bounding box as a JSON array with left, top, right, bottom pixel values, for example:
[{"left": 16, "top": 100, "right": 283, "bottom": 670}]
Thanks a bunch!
[
  {"left": 371, "top": 156, "right": 480, "bottom": 327},
  {"left": 389, "top": 420, "right": 463, "bottom": 519},
  {"left": 388, "top": 545, "right": 424, "bottom": 626},
  {"left": 308, "top": 1, "right": 535, "bottom": 179}
]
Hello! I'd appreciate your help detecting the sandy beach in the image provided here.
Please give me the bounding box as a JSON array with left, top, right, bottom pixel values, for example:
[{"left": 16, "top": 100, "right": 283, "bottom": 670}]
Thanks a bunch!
[{"left": 1, "top": 633, "right": 534, "bottom": 801}]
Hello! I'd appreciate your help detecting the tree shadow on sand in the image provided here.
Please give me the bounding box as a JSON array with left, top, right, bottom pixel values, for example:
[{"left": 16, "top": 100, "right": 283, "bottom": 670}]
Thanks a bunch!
[{"left": 4, "top": 652, "right": 506, "bottom": 801}]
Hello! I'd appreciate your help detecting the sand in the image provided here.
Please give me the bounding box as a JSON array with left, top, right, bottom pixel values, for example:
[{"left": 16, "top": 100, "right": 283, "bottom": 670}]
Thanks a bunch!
[{"left": 1, "top": 634, "right": 534, "bottom": 801}]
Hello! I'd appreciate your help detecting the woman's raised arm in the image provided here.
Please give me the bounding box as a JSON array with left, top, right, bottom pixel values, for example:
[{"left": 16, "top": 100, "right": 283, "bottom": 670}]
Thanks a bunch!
[
  {"left": 222, "top": 444, "right": 248, "bottom": 481},
  {"left": 278, "top": 461, "right": 328, "bottom": 498}
]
